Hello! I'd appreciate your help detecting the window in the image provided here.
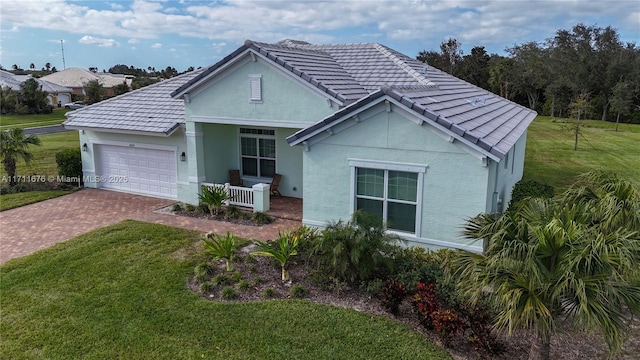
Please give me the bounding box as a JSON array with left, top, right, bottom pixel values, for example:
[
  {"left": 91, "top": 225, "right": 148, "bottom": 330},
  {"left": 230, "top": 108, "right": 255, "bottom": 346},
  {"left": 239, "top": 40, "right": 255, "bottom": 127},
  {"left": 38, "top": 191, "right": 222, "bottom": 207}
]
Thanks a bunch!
[
  {"left": 240, "top": 128, "right": 275, "bottom": 178},
  {"left": 249, "top": 74, "right": 262, "bottom": 102},
  {"left": 351, "top": 160, "right": 425, "bottom": 234}
]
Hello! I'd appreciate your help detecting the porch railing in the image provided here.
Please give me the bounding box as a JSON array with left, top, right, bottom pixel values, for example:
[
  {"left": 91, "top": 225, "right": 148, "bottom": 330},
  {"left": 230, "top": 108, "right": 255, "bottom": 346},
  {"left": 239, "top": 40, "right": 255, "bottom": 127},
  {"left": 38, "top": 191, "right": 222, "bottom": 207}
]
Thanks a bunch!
[{"left": 201, "top": 182, "right": 254, "bottom": 208}]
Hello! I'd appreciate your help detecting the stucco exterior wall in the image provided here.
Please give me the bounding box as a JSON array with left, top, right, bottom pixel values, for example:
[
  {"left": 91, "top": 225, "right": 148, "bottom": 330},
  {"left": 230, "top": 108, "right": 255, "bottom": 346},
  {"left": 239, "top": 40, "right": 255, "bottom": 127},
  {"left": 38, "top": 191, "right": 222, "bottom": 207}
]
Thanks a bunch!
[
  {"left": 300, "top": 103, "right": 488, "bottom": 252},
  {"left": 486, "top": 129, "right": 528, "bottom": 213},
  {"left": 78, "top": 129, "right": 189, "bottom": 199},
  {"left": 185, "top": 55, "right": 339, "bottom": 124}
]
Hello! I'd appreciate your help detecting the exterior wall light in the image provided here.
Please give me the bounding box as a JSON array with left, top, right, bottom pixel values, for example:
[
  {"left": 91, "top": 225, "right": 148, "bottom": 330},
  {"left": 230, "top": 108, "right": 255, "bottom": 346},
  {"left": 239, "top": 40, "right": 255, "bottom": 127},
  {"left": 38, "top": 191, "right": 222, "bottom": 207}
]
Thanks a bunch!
[
  {"left": 82, "top": 143, "right": 88, "bottom": 152},
  {"left": 180, "top": 152, "right": 186, "bottom": 161}
]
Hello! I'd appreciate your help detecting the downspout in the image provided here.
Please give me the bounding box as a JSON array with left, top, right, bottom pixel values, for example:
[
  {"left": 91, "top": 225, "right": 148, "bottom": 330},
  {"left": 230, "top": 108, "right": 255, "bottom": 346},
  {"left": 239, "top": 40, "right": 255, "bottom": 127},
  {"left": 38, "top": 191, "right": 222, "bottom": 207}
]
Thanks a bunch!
[{"left": 487, "top": 160, "right": 500, "bottom": 253}]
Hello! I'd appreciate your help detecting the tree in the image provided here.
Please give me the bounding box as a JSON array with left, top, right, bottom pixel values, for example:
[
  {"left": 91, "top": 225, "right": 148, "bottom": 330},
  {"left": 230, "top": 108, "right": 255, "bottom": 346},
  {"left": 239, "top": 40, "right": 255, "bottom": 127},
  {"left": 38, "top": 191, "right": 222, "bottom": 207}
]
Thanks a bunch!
[
  {"left": 29, "top": 63, "right": 35, "bottom": 70},
  {"left": 45, "top": 63, "right": 51, "bottom": 72},
  {"left": 488, "top": 57, "right": 516, "bottom": 100},
  {"left": 609, "top": 81, "right": 633, "bottom": 131},
  {"left": 507, "top": 42, "right": 549, "bottom": 110},
  {"left": 83, "top": 79, "right": 105, "bottom": 105},
  {"left": 569, "top": 92, "right": 591, "bottom": 150},
  {"left": 19, "top": 79, "right": 49, "bottom": 113},
  {"left": 417, "top": 50, "right": 447, "bottom": 72},
  {"left": 440, "top": 38, "right": 463, "bottom": 74},
  {"left": 0, "top": 128, "right": 42, "bottom": 186},
  {"left": 0, "top": 87, "right": 18, "bottom": 114},
  {"left": 112, "top": 81, "right": 130, "bottom": 96},
  {"left": 450, "top": 172, "right": 640, "bottom": 360},
  {"left": 455, "top": 46, "right": 491, "bottom": 89}
]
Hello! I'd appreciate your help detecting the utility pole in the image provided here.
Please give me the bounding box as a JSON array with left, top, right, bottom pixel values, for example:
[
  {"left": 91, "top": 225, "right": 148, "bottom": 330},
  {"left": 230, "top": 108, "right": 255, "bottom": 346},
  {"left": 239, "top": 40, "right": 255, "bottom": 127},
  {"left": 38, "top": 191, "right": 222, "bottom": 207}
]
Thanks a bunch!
[{"left": 60, "top": 40, "right": 66, "bottom": 70}]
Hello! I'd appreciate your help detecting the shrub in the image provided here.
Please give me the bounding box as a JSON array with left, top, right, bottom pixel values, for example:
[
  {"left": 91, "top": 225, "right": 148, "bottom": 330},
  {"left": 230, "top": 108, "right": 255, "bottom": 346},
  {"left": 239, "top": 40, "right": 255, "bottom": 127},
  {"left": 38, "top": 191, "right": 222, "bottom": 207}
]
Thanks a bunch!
[
  {"left": 202, "top": 232, "right": 237, "bottom": 272},
  {"left": 185, "top": 203, "right": 196, "bottom": 212},
  {"left": 308, "top": 211, "right": 401, "bottom": 285},
  {"left": 380, "top": 278, "right": 407, "bottom": 315},
  {"left": 390, "top": 247, "right": 444, "bottom": 292},
  {"left": 171, "top": 203, "right": 183, "bottom": 212},
  {"left": 457, "top": 301, "right": 504, "bottom": 358},
  {"left": 231, "top": 271, "right": 243, "bottom": 282},
  {"left": 55, "top": 148, "right": 82, "bottom": 181},
  {"left": 224, "top": 205, "right": 246, "bottom": 220},
  {"left": 252, "top": 276, "right": 263, "bottom": 285},
  {"left": 508, "top": 179, "right": 554, "bottom": 209},
  {"left": 251, "top": 211, "right": 274, "bottom": 225},
  {"left": 431, "top": 309, "right": 465, "bottom": 347},
  {"left": 220, "top": 286, "right": 237, "bottom": 300},
  {"left": 198, "top": 185, "right": 231, "bottom": 215},
  {"left": 199, "top": 281, "right": 215, "bottom": 293},
  {"left": 262, "top": 287, "right": 276, "bottom": 298},
  {"left": 212, "top": 274, "right": 231, "bottom": 286},
  {"left": 289, "top": 284, "right": 307, "bottom": 298},
  {"left": 363, "top": 278, "right": 383, "bottom": 297},
  {"left": 412, "top": 282, "right": 439, "bottom": 329},
  {"left": 236, "top": 280, "right": 250, "bottom": 291}
]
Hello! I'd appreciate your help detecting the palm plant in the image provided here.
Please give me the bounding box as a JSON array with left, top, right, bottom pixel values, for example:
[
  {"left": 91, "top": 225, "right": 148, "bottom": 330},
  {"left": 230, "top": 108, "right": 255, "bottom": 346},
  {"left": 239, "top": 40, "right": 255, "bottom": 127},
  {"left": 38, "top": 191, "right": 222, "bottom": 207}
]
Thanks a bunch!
[
  {"left": 449, "top": 172, "right": 640, "bottom": 360},
  {"left": 0, "top": 128, "right": 41, "bottom": 186},
  {"left": 202, "top": 232, "right": 237, "bottom": 272},
  {"left": 198, "top": 185, "right": 231, "bottom": 215},
  {"left": 252, "top": 230, "right": 300, "bottom": 282}
]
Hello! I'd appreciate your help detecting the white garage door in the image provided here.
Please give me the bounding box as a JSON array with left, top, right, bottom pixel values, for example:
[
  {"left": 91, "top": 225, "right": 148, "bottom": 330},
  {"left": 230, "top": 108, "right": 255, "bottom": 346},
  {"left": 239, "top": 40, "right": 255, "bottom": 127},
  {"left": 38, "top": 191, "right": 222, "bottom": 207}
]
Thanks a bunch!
[{"left": 96, "top": 144, "right": 177, "bottom": 198}]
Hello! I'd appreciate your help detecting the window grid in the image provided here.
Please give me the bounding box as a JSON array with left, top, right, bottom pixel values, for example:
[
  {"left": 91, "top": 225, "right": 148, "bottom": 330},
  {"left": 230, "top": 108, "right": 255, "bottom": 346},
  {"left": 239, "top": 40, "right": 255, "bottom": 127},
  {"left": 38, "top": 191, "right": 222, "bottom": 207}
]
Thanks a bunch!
[
  {"left": 240, "top": 128, "right": 275, "bottom": 178},
  {"left": 355, "top": 168, "right": 418, "bottom": 233}
]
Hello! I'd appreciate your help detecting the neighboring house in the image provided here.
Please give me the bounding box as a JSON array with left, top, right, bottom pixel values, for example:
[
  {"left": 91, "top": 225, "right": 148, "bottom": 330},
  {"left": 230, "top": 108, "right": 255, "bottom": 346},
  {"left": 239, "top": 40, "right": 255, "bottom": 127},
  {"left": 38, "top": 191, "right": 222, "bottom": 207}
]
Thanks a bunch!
[
  {"left": 0, "top": 69, "right": 73, "bottom": 108},
  {"left": 40, "top": 68, "right": 132, "bottom": 97},
  {"left": 64, "top": 40, "right": 536, "bottom": 252}
]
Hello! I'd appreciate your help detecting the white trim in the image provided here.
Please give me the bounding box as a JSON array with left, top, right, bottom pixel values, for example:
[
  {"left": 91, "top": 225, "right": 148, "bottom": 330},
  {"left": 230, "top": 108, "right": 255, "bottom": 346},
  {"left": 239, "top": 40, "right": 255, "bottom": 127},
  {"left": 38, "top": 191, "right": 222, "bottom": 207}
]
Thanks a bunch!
[
  {"left": 348, "top": 159, "right": 427, "bottom": 173},
  {"left": 399, "top": 234, "right": 483, "bottom": 253},
  {"left": 90, "top": 139, "right": 178, "bottom": 153},
  {"left": 189, "top": 175, "right": 207, "bottom": 183},
  {"left": 176, "top": 181, "right": 189, "bottom": 185},
  {"left": 350, "top": 161, "right": 426, "bottom": 236},
  {"left": 249, "top": 74, "right": 262, "bottom": 102},
  {"left": 64, "top": 125, "right": 178, "bottom": 137},
  {"left": 302, "top": 219, "right": 328, "bottom": 228},
  {"left": 191, "top": 115, "right": 310, "bottom": 129}
]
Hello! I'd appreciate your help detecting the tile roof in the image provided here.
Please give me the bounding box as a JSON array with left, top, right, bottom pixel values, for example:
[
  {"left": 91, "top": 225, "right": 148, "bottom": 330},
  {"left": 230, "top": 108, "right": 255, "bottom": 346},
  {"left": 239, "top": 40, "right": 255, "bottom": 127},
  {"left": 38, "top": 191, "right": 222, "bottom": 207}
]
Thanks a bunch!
[
  {"left": 40, "top": 68, "right": 131, "bottom": 88},
  {"left": 63, "top": 69, "right": 206, "bottom": 135},
  {"left": 0, "top": 70, "right": 72, "bottom": 93}
]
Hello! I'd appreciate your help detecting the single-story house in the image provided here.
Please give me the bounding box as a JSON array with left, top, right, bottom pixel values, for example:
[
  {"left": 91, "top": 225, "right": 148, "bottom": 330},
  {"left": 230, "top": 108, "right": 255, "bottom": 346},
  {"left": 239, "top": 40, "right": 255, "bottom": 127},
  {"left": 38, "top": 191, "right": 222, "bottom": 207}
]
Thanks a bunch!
[
  {"left": 64, "top": 40, "right": 536, "bottom": 252},
  {"left": 1, "top": 69, "right": 73, "bottom": 108},
  {"left": 41, "top": 68, "right": 132, "bottom": 97}
]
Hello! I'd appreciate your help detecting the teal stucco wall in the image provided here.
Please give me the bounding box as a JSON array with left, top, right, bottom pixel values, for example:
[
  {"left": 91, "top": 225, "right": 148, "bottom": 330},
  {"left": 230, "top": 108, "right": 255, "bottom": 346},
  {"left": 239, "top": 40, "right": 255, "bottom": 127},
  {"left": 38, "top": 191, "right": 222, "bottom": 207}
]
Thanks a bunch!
[
  {"left": 299, "top": 102, "right": 489, "bottom": 252},
  {"left": 185, "top": 54, "right": 338, "bottom": 124}
]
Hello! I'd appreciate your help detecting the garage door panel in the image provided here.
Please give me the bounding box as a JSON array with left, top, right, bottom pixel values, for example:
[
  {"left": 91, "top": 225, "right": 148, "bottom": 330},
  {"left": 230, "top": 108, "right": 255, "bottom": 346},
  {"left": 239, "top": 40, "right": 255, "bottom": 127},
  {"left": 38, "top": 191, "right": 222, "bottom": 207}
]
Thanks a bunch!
[{"left": 96, "top": 145, "right": 177, "bottom": 198}]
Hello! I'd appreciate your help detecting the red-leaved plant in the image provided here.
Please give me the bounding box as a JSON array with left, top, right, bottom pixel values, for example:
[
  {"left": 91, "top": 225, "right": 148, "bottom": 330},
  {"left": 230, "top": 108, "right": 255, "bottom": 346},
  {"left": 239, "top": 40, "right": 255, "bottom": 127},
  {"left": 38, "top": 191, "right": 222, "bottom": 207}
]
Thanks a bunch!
[
  {"left": 411, "top": 282, "right": 439, "bottom": 328},
  {"left": 431, "top": 309, "right": 465, "bottom": 347},
  {"left": 380, "top": 278, "right": 406, "bottom": 315}
]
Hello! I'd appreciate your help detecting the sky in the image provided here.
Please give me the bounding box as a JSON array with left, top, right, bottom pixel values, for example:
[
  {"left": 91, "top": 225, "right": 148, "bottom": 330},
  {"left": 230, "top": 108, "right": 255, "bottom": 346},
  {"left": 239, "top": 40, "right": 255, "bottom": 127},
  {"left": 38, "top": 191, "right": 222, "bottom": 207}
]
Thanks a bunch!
[{"left": 1, "top": 0, "right": 638, "bottom": 73}]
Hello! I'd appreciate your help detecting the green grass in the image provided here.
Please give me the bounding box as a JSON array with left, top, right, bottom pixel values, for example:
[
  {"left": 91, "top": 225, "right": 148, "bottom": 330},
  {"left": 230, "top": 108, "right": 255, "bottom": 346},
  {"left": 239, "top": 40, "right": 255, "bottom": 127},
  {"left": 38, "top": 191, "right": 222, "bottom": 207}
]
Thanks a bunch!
[
  {"left": 0, "top": 108, "right": 70, "bottom": 129},
  {"left": 0, "top": 221, "right": 450, "bottom": 360},
  {"left": 0, "top": 131, "right": 79, "bottom": 179},
  {"left": 523, "top": 116, "right": 640, "bottom": 190},
  {"left": 0, "top": 189, "right": 77, "bottom": 211}
]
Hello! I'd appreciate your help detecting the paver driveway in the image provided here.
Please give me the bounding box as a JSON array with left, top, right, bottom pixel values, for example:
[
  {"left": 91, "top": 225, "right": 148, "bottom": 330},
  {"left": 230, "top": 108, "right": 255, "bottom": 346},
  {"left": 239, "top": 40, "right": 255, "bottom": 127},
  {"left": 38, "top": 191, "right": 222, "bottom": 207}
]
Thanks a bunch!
[{"left": 0, "top": 188, "right": 301, "bottom": 264}]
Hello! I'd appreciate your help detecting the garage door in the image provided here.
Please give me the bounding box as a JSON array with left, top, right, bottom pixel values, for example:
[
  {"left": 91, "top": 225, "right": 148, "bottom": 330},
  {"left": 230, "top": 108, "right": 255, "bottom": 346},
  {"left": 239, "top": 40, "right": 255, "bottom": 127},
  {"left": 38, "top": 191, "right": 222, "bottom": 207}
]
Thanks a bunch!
[{"left": 96, "top": 144, "right": 177, "bottom": 198}]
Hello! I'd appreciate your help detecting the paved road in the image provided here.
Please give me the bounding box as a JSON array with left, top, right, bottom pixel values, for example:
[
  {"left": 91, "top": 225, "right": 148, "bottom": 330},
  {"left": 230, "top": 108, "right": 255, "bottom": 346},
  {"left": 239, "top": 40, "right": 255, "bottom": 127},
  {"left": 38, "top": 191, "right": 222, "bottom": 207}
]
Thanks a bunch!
[{"left": 24, "top": 125, "right": 70, "bottom": 135}]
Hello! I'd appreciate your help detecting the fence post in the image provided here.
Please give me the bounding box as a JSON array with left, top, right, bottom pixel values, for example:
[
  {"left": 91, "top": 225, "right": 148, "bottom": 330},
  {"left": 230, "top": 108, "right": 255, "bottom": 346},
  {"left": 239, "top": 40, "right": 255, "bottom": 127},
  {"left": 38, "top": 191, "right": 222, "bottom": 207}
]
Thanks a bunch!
[
  {"left": 252, "top": 183, "right": 270, "bottom": 213},
  {"left": 224, "top": 183, "right": 231, "bottom": 206}
]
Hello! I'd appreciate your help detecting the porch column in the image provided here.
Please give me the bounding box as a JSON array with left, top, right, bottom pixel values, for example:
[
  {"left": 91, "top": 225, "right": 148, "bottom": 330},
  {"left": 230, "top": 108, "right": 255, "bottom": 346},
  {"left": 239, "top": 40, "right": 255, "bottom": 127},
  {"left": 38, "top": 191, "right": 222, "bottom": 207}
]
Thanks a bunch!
[
  {"left": 252, "top": 183, "right": 270, "bottom": 213},
  {"left": 184, "top": 122, "right": 206, "bottom": 205}
]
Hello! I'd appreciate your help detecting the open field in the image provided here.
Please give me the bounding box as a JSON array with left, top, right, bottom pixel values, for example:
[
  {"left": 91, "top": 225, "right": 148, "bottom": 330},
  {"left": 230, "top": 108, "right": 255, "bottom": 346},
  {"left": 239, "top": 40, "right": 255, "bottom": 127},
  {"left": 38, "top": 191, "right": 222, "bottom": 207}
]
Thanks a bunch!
[
  {"left": 0, "top": 131, "right": 79, "bottom": 179},
  {"left": 0, "top": 109, "right": 70, "bottom": 129},
  {"left": 0, "top": 221, "right": 450, "bottom": 360},
  {"left": 523, "top": 116, "right": 640, "bottom": 190}
]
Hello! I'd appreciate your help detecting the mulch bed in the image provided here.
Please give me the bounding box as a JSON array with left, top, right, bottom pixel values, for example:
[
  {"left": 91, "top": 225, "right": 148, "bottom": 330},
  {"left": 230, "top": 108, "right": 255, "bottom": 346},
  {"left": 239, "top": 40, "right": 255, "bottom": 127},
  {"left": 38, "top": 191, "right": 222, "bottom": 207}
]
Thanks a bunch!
[{"left": 188, "top": 243, "right": 640, "bottom": 360}]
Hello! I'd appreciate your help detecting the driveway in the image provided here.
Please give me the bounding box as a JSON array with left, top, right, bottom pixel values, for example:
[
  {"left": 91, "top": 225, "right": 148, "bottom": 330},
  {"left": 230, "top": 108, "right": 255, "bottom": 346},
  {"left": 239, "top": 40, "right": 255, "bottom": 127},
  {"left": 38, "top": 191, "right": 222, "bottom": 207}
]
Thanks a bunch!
[{"left": 0, "top": 189, "right": 301, "bottom": 264}]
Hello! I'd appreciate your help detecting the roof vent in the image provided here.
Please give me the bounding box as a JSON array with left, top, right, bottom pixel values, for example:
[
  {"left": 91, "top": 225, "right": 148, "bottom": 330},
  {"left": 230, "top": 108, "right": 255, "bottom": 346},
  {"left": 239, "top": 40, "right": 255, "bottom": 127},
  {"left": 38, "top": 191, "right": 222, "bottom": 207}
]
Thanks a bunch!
[
  {"left": 422, "top": 64, "right": 428, "bottom": 74},
  {"left": 467, "top": 96, "right": 487, "bottom": 106}
]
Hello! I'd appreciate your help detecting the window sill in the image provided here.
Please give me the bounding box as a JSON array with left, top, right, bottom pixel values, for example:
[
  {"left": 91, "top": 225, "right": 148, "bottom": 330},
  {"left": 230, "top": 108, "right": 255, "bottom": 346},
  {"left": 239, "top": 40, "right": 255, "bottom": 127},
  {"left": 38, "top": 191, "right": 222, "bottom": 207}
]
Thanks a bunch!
[{"left": 242, "top": 175, "right": 274, "bottom": 184}]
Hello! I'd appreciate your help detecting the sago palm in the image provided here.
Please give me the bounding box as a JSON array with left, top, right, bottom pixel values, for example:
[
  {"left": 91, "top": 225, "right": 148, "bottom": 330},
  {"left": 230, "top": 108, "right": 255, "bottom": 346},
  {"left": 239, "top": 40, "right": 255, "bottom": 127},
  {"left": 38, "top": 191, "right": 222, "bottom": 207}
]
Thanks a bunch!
[
  {"left": 0, "top": 128, "right": 41, "bottom": 186},
  {"left": 202, "top": 232, "right": 237, "bottom": 272},
  {"left": 449, "top": 173, "right": 640, "bottom": 360},
  {"left": 252, "top": 230, "right": 300, "bottom": 282}
]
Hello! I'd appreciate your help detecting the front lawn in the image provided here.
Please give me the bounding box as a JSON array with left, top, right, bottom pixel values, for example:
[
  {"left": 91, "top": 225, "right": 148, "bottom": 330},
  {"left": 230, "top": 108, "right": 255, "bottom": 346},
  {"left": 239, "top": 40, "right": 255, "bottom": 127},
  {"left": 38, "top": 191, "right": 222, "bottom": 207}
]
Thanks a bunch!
[
  {"left": 0, "top": 221, "right": 450, "bottom": 360},
  {"left": 0, "top": 189, "right": 77, "bottom": 211},
  {"left": 0, "top": 108, "right": 70, "bottom": 129}
]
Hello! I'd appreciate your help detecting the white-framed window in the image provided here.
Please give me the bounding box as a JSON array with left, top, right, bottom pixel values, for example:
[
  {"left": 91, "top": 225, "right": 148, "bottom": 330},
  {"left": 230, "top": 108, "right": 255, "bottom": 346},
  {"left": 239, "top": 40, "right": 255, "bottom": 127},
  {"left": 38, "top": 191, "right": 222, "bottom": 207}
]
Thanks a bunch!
[
  {"left": 349, "top": 160, "right": 425, "bottom": 235},
  {"left": 240, "top": 128, "right": 275, "bottom": 178},
  {"left": 249, "top": 74, "right": 262, "bottom": 102}
]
